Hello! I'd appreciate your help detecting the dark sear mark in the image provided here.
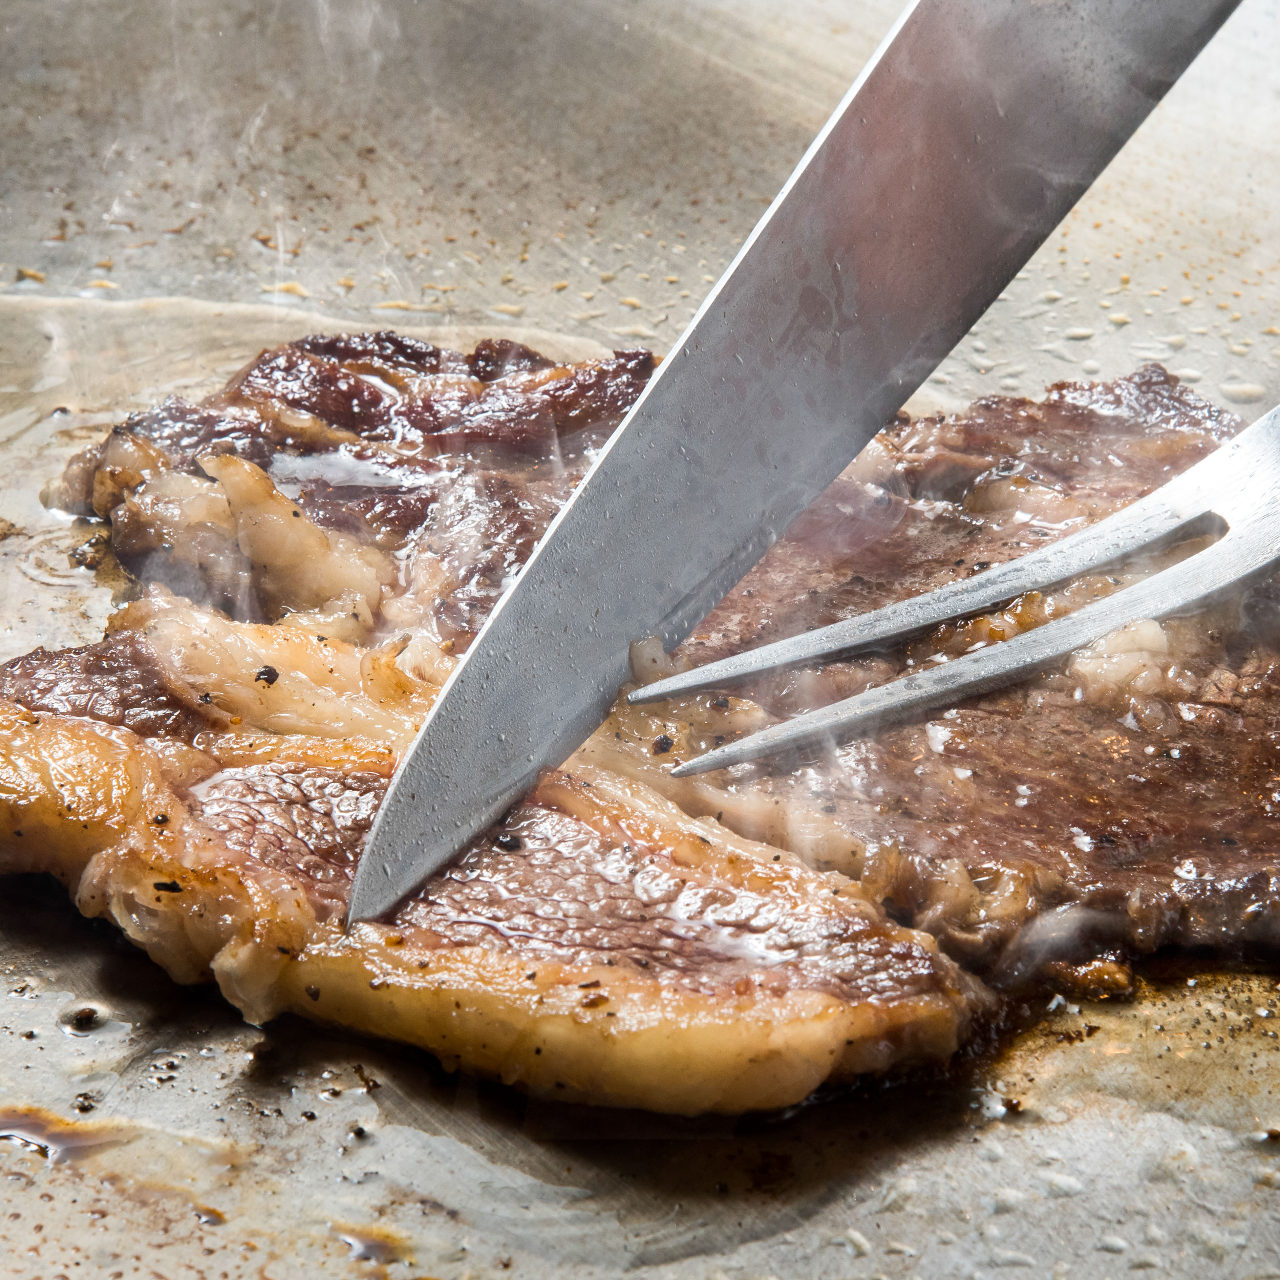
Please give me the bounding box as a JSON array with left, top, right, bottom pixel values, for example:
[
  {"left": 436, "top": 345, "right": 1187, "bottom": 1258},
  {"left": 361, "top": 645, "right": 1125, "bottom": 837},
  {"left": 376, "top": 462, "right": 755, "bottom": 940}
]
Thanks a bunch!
[{"left": 0, "top": 632, "right": 230, "bottom": 742}]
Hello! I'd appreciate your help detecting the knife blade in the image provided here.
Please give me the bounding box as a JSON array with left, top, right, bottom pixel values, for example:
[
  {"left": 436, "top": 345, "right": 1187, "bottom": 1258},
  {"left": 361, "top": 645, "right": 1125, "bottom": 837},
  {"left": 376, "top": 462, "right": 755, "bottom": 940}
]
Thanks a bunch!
[{"left": 348, "top": 0, "right": 1238, "bottom": 924}]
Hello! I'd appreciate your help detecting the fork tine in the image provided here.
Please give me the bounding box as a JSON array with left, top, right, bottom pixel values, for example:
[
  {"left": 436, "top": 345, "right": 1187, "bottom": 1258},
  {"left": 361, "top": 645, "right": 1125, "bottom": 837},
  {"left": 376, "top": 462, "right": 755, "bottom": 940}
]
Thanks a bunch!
[
  {"left": 630, "top": 466, "right": 1213, "bottom": 706},
  {"left": 669, "top": 506, "right": 1280, "bottom": 777}
]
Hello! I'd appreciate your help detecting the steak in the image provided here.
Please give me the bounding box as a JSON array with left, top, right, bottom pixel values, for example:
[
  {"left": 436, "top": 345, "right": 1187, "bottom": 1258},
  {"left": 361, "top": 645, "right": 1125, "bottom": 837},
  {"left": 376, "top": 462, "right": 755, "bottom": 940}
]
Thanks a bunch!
[
  {"left": 1, "top": 334, "right": 1274, "bottom": 1111},
  {"left": 602, "top": 365, "right": 1280, "bottom": 983},
  {"left": 0, "top": 334, "right": 980, "bottom": 1114}
]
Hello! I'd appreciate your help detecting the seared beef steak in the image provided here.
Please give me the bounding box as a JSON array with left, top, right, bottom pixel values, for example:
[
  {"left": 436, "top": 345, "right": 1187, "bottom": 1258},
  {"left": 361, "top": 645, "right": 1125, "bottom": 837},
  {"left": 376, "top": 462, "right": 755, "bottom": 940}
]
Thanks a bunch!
[
  {"left": 1, "top": 335, "right": 1274, "bottom": 1111},
  {"left": 613, "top": 365, "right": 1280, "bottom": 979}
]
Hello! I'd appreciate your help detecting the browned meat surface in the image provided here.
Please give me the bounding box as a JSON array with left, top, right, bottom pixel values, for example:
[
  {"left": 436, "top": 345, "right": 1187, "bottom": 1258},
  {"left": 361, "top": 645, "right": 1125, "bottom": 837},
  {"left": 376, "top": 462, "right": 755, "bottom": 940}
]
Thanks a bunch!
[
  {"left": 2, "top": 336, "right": 1275, "bottom": 1112},
  {"left": 196, "top": 753, "right": 959, "bottom": 1014},
  {"left": 608, "top": 365, "right": 1280, "bottom": 979},
  {"left": 54, "top": 332, "right": 630, "bottom": 640},
  {"left": 0, "top": 631, "right": 228, "bottom": 741},
  {"left": 57, "top": 334, "right": 651, "bottom": 493},
  {"left": 681, "top": 364, "right": 1239, "bottom": 689},
  {"left": 0, "top": 698, "right": 978, "bottom": 1114}
]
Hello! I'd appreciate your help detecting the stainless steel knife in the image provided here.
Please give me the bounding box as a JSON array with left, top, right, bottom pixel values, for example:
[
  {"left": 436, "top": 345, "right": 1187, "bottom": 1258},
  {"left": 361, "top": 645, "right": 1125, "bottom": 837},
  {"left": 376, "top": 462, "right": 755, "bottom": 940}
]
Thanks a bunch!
[{"left": 348, "top": 0, "right": 1239, "bottom": 924}]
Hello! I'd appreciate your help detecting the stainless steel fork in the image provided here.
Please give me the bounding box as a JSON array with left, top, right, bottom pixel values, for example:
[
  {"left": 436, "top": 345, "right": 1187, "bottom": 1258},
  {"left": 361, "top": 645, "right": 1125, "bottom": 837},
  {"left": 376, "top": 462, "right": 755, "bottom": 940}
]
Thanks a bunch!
[{"left": 628, "top": 402, "right": 1280, "bottom": 776}]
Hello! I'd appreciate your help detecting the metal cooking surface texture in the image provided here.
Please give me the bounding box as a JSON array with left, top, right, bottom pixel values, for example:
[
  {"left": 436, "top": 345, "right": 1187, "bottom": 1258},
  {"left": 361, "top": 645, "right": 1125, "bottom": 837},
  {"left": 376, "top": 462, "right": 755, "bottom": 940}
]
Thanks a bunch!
[{"left": 2, "top": 2, "right": 1279, "bottom": 1276}]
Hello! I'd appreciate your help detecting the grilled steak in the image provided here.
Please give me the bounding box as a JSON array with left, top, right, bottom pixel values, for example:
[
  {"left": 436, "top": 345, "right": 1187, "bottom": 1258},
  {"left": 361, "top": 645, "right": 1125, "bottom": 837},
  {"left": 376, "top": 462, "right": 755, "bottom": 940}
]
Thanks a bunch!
[{"left": 1, "top": 335, "right": 1274, "bottom": 1111}]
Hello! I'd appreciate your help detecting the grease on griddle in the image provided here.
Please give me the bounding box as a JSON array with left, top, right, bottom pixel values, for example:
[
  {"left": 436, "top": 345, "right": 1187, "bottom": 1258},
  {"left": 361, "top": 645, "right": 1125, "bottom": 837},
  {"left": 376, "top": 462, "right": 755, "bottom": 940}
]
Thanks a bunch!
[
  {"left": 332, "top": 1221, "right": 410, "bottom": 1264},
  {"left": 0, "top": 1106, "right": 132, "bottom": 1163}
]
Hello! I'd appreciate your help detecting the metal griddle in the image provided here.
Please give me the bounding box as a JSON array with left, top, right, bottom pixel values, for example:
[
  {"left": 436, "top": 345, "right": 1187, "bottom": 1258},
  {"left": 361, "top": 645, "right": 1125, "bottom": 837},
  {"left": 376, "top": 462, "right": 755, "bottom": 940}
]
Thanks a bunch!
[{"left": 2, "top": 3, "right": 1279, "bottom": 1275}]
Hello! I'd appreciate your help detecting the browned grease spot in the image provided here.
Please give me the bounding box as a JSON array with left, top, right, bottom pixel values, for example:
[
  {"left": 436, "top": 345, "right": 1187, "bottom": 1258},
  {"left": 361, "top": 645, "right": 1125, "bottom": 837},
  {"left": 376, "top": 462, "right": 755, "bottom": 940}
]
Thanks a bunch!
[
  {"left": 0, "top": 1106, "right": 133, "bottom": 1163},
  {"left": 331, "top": 1221, "right": 410, "bottom": 1264}
]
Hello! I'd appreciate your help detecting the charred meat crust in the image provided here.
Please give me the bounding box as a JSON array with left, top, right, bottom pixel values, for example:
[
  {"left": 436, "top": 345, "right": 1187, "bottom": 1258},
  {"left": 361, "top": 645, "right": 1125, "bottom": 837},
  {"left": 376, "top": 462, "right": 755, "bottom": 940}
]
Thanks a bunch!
[
  {"left": 59, "top": 333, "right": 654, "bottom": 515},
  {"left": 57, "top": 335, "right": 651, "bottom": 641},
  {"left": 0, "top": 631, "right": 229, "bottom": 742}
]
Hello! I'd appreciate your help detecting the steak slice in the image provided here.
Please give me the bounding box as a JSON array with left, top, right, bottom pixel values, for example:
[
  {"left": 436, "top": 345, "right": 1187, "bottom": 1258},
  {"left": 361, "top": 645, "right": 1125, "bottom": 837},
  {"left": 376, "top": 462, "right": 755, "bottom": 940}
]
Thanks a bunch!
[
  {"left": 595, "top": 365, "right": 1280, "bottom": 980},
  {"left": 0, "top": 697, "right": 981, "bottom": 1114}
]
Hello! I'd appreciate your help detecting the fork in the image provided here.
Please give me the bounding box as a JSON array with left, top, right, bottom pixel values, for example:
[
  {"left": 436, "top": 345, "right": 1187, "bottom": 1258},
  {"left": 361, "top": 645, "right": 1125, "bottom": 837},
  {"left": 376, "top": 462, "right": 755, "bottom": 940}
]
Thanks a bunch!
[{"left": 628, "top": 402, "right": 1280, "bottom": 777}]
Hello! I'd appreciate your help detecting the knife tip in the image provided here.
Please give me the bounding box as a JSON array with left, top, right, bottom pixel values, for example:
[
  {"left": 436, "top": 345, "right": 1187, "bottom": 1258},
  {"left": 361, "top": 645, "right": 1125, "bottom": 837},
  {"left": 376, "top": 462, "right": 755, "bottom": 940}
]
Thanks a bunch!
[{"left": 345, "top": 861, "right": 403, "bottom": 930}]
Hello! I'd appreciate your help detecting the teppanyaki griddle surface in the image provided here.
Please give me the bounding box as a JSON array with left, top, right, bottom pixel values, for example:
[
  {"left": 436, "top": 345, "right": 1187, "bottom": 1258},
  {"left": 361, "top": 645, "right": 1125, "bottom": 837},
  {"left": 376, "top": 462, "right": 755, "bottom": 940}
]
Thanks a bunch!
[
  {"left": 3, "top": 866, "right": 1278, "bottom": 1277},
  {"left": 2, "top": 0, "right": 1280, "bottom": 1274}
]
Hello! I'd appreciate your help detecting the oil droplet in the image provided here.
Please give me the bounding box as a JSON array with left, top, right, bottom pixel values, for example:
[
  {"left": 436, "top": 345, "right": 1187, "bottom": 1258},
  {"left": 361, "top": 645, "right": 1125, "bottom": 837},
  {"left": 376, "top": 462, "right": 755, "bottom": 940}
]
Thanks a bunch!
[
  {"left": 332, "top": 1224, "right": 407, "bottom": 1263},
  {"left": 1220, "top": 381, "right": 1266, "bottom": 404},
  {"left": 57, "top": 1003, "right": 108, "bottom": 1036}
]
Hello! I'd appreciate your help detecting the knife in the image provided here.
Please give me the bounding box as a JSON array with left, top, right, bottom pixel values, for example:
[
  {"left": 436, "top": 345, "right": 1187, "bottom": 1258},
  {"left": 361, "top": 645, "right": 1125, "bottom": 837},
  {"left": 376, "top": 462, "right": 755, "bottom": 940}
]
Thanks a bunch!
[{"left": 348, "top": 0, "right": 1239, "bottom": 924}]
